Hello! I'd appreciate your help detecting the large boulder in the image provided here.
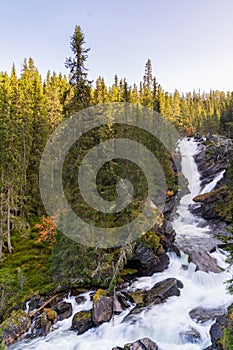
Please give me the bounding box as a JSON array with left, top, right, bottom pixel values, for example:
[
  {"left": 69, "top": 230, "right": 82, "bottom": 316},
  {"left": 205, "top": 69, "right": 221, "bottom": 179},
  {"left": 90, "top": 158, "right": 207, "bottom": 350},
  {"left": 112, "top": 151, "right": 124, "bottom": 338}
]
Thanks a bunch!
[
  {"left": 112, "top": 338, "right": 158, "bottom": 350},
  {"left": 52, "top": 301, "right": 72, "bottom": 321},
  {"left": 126, "top": 278, "right": 183, "bottom": 319},
  {"left": 189, "top": 306, "right": 225, "bottom": 324},
  {"left": 188, "top": 250, "right": 221, "bottom": 273},
  {"left": 92, "top": 296, "right": 113, "bottom": 326},
  {"left": 0, "top": 309, "right": 31, "bottom": 346},
  {"left": 71, "top": 310, "right": 93, "bottom": 335}
]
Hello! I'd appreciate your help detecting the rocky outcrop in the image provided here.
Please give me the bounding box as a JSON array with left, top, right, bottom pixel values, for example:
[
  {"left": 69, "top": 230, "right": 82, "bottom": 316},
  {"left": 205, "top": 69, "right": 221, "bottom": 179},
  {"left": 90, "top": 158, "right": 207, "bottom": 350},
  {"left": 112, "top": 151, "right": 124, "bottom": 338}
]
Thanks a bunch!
[
  {"left": 188, "top": 250, "right": 222, "bottom": 273},
  {"left": 126, "top": 242, "right": 170, "bottom": 277},
  {"left": 112, "top": 337, "right": 158, "bottom": 350},
  {"left": 194, "top": 136, "right": 232, "bottom": 187},
  {"left": 193, "top": 186, "right": 232, "bottom": 222},
  {"left": 192, "top": 136, "right": 233, "bottom": 225},
  {"left": 0, "top": 309, "right": 31, "bottom": 346}
]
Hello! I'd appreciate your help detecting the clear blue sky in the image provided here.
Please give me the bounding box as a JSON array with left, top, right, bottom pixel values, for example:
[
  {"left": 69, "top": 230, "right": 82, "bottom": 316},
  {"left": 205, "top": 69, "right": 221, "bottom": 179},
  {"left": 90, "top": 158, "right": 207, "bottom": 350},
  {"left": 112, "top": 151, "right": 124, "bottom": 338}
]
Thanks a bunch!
[{"left": 1, "top": 0, "right": 233, "bottom": 93}]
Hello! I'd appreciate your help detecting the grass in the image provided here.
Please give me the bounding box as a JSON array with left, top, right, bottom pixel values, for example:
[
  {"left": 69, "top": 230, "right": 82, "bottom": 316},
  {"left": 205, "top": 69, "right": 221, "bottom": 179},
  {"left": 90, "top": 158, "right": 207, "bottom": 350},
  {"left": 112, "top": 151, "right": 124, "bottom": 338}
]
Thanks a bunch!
[{"left": 0, "top": 223, "right": 56, "bottom": 320}]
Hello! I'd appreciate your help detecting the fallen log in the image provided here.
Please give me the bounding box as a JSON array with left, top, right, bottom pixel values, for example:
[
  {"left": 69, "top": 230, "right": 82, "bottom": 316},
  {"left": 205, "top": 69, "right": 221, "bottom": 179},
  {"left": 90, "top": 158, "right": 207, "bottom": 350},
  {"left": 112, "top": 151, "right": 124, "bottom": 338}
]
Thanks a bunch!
[{"left": 29, "top": 294, "right": 58, "bottom": 318}]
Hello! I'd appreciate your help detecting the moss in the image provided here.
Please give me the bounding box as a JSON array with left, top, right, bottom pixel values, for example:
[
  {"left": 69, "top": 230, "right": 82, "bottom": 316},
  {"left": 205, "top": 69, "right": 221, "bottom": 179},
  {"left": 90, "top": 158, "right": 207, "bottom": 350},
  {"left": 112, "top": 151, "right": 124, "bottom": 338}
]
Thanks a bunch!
[
  {"left": 0, "top": 227, "right": 56, "bottom": 321},
  {"left": 193, "top": 186, "right": 228, "bottom": 203},
  {"left": 220, "top": 328, "right": 233, "bottom": 350},
  {"left": 120, "top": 268, "right": 138, "bottom": 276},
  {"left": 0, "top": 309, "right": 30, "bottom": 344},
  {"left": 44, "top": 308, "right": 57, "bottom": 322},
  {"left": 194, "top": 186, "right": 233, "bottom": 221},
  {"left": 41, "top": 311, "right": 47, "bottom": 327},
  {"left": 74, "top": 310, "right": 92, "bottom": 321},
  {"left": 93, "top": 289, "right": 107, "bottom": 304},
  {"left": 140, "top": 230, "right": 161, "bottom": 250},
  {"left": 129, "top": 292, "right": 144, "bottom": 305}
]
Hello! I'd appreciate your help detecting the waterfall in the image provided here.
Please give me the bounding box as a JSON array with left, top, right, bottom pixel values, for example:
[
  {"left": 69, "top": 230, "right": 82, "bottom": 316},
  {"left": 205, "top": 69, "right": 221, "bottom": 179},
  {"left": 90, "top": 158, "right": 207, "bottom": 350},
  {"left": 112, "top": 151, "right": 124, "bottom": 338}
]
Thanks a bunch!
[{"left": 10, "top": 138, "right": 233, "bottom": 350}]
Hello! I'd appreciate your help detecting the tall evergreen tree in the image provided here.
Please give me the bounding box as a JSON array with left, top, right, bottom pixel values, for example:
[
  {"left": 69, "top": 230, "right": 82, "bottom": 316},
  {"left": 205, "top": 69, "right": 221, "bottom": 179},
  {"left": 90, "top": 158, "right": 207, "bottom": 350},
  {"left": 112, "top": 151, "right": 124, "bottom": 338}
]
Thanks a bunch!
[{"left": 65, "top": 25, "right": 91, "bottom": 112}]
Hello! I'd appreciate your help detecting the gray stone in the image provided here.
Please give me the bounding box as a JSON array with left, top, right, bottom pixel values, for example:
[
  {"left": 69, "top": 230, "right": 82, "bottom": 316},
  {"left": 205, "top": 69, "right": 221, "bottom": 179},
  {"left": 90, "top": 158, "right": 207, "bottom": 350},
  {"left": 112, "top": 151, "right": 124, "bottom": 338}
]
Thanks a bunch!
[
  {"left": 113, "top": 338, "right": 158, "bottom": 350},
  {"left": 180, "top": 328, "right": 201, "bottom": 343},
  {"left": 92, "top": 296, "right": 113, "bottom": 326},
  {"left": 189, "top": 306, "right": 225, "bottom": 324},
  {"left": 189, "top": 250, "right": 221, "bottom": 273}
]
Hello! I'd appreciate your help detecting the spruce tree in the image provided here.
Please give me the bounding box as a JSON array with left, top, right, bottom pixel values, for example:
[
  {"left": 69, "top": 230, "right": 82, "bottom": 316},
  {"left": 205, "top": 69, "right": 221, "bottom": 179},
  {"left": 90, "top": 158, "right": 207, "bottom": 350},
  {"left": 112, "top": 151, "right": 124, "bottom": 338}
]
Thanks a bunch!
[{"left": 65, "top": 25, "right": 91, "bottom": 113}]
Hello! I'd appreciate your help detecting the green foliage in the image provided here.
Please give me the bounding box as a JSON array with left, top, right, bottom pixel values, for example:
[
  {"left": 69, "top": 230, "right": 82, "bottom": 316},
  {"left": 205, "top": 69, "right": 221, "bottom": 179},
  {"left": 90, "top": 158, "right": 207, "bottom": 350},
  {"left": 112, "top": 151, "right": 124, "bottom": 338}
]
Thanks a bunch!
[{"left": 0, "top": 227, "right": 55, "bottom": 320}]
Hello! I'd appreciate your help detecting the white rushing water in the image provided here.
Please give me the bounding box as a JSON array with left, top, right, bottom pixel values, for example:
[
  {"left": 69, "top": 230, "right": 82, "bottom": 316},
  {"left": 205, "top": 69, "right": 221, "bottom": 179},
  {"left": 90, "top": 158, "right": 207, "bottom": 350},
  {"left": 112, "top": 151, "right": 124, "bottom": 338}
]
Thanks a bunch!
[{"left": 10, "top": 138, "right": 233, "bottom": 350}]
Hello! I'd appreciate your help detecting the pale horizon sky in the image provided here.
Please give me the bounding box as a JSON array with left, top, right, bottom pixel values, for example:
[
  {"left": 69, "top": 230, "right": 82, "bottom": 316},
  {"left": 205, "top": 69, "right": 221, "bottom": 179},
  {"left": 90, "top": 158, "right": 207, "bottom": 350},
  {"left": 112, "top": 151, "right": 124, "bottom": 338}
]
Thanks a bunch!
[{"left": 1, "top": 0, "right": 233, "bottom": 93}]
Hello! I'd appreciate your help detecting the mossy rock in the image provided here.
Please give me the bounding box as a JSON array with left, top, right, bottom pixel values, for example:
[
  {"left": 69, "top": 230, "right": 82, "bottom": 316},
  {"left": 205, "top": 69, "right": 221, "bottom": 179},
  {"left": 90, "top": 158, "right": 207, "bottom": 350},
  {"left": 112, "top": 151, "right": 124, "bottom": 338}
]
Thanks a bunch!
[
  {"left": 0, "top": 309, "right": 31, "bottom": 346},
  {"left": 71, "top": 310, "right": 93, "bottom": 334}
]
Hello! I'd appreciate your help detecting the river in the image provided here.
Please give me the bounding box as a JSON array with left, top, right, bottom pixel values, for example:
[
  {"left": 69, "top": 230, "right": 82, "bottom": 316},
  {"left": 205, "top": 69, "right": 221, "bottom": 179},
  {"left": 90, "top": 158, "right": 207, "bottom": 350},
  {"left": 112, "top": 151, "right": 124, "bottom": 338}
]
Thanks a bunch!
[{"left": 10, "top": 137, "right": 233, "bottom": 350}]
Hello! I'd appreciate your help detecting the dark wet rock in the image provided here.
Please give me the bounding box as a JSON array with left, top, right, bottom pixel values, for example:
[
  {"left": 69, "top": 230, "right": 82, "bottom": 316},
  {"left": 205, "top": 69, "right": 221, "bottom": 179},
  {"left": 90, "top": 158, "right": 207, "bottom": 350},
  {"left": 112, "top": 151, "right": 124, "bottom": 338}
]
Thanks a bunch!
[
  {"left": 160, "top": 220, "right": 176, "bottom": 242},
  {"left": 28, "top": 296, "right": 44, "bottom": 311},
  {"left": 113, "top": 292, "right": 131, "bottom": 314},
  {"left": 71, "top": 310, "right": 93, "bottom": 334},
  {"left": 52, "top": 301, "right": 72, "bottom": 321},
  {"left": 180, "top": 327, "right": 201, "bottom": 343},
  {"left": 189, "top": 306, "right": 226, "bottom": 324},
  {"left": 75, "top": 295, "right": 86, "bottom": 304},
  {"left": 92, "top": 296, "right": 113, "bottom": 326},
  {"left": 126, "top": 278, "right": 183, "bottom": 319},
  {"left": 28, "top": 294, "right": 65, "bottom": 312},
  {"left": 128, "top": 242, "right": 170, "bottom": 277},
  {"left": 189, "top": 250, "right": 222, "bottom": 273},
  {"left": 204, "top": 304, "right": 233, "bottom": 349},
  {"left": 0, "top": 309, "right": 31, "bottom": 346},
  {"left": 210, "top": 321, "right": 225, "bottom": 345},
  {"left": 113, "top": 338, "right": 158, "bottom": 350},
  {"left": 115, "top": 282, "right": 131, "bottom": 291},
  {"left": 163, "top": 194, "right": 177, "bottom": 219}
]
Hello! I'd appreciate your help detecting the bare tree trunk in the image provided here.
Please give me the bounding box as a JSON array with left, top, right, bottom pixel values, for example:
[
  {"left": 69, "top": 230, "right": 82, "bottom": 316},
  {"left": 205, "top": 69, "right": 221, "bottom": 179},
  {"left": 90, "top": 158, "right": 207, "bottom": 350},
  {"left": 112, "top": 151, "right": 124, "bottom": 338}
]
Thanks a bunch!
[
  {"left": 0, "top": 194, "right": 3, "bottom": 258},
  {"left": 7, "top": 186, "right": 12, "bottom": 254},
  {"left": 0, "top": 159, "right": 4, "bottom": 258}
]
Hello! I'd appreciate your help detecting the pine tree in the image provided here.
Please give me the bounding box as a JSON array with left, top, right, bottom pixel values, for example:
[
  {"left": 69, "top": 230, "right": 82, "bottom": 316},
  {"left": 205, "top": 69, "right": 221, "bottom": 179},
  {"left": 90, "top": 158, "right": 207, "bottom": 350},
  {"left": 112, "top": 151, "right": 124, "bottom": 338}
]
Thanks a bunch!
[
  {"left": 141, "top": 59, "right": 153, "bottom": 108},
  {"left": 65, "top": 25, "right": 91, "bottom": 113}
]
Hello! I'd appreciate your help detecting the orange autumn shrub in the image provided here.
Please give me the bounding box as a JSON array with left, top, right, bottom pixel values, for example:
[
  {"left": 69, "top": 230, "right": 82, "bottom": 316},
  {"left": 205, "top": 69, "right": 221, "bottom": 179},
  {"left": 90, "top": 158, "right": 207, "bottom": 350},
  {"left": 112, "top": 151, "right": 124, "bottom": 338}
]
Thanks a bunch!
[{"left": 35, "top": 215, "right": 57, "bottom": 242}]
